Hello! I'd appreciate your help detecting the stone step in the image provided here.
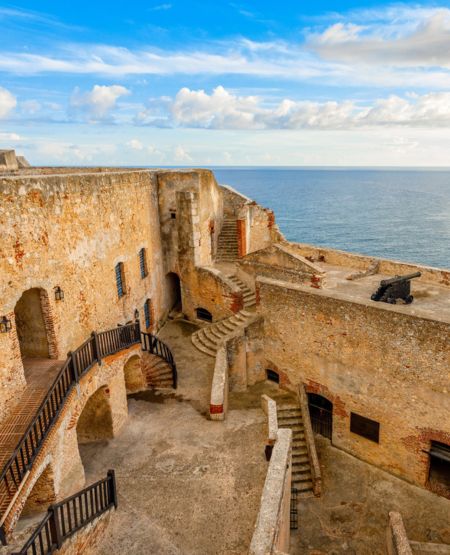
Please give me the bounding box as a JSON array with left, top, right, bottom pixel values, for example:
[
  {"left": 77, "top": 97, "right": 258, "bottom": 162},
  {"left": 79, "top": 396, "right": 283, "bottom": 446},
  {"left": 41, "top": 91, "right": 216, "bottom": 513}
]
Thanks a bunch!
[
  {"left": 278, "top": 414, "right": 303, "bottom": 422},
  {"left": 292, "top": 447, "right": 308, "bottom": 456},
  {"left": 217, "top": 321, "right": 236, "bottom": 333},
  {"left": 199, "top": 329, "right": 220, "bottom": 348},
  {"left": 208, "top": 327, "right": 226, "bottom": 341},
  {"left": 191, "top": 334, "right": 216, "bottom": 357},
  {"left": 292, "top": 463, "right": 311, "bottom": 473},
  {"left": 279, "top": 424, "right": 304, "bottom": 433},
  {"left": 292, "top": 471, "right": 312, "bottom": 482},
  {"left": 293, "top": 454, "right": 310, "bottom": 464},
  {"left": 292, "top": 481, "right": 314, "bottom": 493}
]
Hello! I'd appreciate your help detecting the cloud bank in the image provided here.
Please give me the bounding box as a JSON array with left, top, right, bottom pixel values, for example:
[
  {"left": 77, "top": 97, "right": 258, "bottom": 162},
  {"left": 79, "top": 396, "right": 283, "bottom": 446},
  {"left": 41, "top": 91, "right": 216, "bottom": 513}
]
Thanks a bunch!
[{"left": 141, "top": 86, "right": 450, "bottom": 130}]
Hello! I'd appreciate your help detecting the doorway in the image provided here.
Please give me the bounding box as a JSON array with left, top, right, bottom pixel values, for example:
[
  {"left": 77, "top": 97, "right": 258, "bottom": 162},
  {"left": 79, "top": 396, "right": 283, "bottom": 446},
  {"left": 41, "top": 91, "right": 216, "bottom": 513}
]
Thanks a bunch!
[
  {"left": 166, "top": 272, "right": 182, "bottom": 312},
  {"left": 14, "top": 288, "right": 50, "bottom": 359},
  {"left": 308, "top": 393, "right": 333, "bottom": 440}
]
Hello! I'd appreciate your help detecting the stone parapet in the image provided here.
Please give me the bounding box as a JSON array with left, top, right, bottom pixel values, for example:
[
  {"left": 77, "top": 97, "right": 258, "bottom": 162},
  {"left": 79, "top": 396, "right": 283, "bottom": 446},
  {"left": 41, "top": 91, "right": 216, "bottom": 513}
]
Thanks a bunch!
[{"left": 249, "top": 428, "right": 292, "bottom": 555}]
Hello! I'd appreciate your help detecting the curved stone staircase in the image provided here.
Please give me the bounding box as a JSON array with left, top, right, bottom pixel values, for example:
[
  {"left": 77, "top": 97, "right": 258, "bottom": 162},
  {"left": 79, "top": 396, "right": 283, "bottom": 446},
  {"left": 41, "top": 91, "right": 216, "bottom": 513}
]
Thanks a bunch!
[
  {"left": 142, "top": 354, "right": 176, "bottom": 389},
  {"left": 191, "top": 271, "right": 257, "bottom": 357},
  {"left": 191, "top": 308, "right": 256, "bottom": 357},
  {"left": 227, "top": 274, "right": 256, "bottom": 308}
]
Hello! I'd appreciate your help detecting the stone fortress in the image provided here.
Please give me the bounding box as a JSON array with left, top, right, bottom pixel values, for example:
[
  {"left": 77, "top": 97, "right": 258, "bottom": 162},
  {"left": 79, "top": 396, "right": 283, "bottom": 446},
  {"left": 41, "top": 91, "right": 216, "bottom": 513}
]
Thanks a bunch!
[{"left": 0, "top": 149, "right": 449, "bottom": 554}]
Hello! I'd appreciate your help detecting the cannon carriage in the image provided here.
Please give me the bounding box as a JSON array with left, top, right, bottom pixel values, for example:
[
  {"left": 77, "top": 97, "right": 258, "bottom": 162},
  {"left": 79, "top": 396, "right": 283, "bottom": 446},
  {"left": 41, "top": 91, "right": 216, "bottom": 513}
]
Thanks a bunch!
[{"left": 370, "top": 272, "right": 421, "bottom": 304}]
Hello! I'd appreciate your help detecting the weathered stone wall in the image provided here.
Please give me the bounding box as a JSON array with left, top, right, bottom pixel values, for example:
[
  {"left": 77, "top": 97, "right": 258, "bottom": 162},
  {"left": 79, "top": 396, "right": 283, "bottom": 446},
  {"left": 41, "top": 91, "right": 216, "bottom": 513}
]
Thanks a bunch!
[
  {"left": 0, "top": 170, "right": 167, "bottom": 421},
  {"left": 157, "top": 170, "right": 223, "bottom": 273},
  {"left": 285, "top": 242, "right": 450, "bottom": 288},
  {"left": 257, "top": 276, "right": 450, "bottom": 488},
  {"left": 238, "top": 243, "right": 325, "bottom": 287}
]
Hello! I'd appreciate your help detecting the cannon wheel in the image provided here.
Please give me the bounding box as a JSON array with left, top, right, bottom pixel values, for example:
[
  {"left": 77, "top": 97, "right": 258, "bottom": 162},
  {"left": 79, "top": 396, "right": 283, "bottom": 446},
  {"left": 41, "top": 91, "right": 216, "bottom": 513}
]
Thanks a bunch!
[{"left": 405, "top": 295, "right": 414, "bottom": 304}]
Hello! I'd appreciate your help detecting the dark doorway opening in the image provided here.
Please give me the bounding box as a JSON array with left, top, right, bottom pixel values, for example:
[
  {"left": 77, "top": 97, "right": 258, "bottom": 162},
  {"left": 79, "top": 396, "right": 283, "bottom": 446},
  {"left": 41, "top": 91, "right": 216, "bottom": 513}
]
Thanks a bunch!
[
  {"left": 196, "top": 307, "right": 213, "bottom": 322},
  {"left": 266, "top": 369, "right": 279, "bottom": 384},
  {"left": 166, "top": 272, "right": 182, "bottom": 312},
  {"left": 308, "top": 393, "right": 333, "bottom": 440},
  {"left": 14, "top": 288, "right": 50, "bottom": 359},
  {"left": 429, "top": 441, "right": 450, "bottom": 496}
]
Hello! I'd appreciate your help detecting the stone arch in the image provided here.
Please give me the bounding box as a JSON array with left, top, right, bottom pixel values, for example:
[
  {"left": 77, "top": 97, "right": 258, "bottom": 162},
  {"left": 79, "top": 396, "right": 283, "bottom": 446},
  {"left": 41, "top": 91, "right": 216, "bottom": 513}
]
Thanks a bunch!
[
  {"left": 21, "top": 464, "right": 56, "bottom": 517},
  {"left": 14, "top": 288, "right": 58, "bottom": 360},
  {"left": 76, "top": 386, "right": 114, "bottom": 444},
  {"left": 123, "top": 354, "right": 145, "bottom": 394},
  {"left": 166, "top": 272, "right": 182, "bottom": 311}
]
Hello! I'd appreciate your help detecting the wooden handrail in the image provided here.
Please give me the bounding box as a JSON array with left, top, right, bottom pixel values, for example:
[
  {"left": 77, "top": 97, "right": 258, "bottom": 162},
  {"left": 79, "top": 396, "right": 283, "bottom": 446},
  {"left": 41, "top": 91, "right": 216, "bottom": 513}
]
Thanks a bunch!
[
  {"left": 141, "top": 332, "right": 178, "bottom": 389},
  {"left": 11, "top": 470, "right": 117, "bottom": 555},
  {"left": 0, "top": 323, "right": 139, "bottom": 541}
]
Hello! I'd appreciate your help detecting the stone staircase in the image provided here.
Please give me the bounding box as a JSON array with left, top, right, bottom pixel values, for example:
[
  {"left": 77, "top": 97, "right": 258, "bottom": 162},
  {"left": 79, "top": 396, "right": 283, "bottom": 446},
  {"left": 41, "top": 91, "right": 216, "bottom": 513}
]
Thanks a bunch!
[
  {"left": 216, "top": 219, "right": 239, "bottom": 262},
  {"left": 142, "top": 353, "right": 175, "bottom": 389},
  {"left": 277, "top": 405, "right": 314, "bottom": 496},
  {"left": 227, "top": 274, "right": 256, "bottom": 308},
  {"left": 191, "top": 309, "right": 256, "bottom": 357}
]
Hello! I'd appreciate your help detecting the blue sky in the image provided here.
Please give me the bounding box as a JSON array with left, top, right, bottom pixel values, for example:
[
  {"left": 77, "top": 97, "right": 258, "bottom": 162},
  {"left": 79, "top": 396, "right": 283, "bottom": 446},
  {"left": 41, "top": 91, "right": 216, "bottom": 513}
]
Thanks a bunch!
[{"left": 2, "top": 1, "right": 450, "bottom": 165}]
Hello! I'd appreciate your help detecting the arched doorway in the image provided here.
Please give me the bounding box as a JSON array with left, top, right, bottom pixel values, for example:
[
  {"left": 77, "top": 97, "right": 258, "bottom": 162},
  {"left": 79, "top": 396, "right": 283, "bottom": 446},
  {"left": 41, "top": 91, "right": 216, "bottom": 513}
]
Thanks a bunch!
[
  {"left": 14, "top": 288, "right": 50, "bottom": 359},
  {"left": 21, "top": 465, "right": 56, "bottom": 517},
  {"left": 76, "top": 386, "right": 114, "bottom": 445},
  {"left": 123, "top": 355, "right": 145, "bottom": 394},
  {"left": 166, "top": 272, "right": 182, "bottom": 312},
  {"left": 308, "top": 393, "right": 333, "bottom": 440}
]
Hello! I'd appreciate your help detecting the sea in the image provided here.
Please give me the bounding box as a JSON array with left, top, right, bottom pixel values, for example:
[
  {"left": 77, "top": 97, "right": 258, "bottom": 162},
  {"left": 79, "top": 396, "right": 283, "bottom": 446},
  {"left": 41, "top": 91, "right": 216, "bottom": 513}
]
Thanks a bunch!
[{"left": 210, "top": 168, "right": 450, "bottom": 270}]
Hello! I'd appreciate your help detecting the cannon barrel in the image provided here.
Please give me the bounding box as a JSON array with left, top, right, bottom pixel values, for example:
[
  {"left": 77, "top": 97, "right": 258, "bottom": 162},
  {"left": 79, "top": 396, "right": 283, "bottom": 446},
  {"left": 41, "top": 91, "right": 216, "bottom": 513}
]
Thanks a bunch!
[{"left": 380, "top": 271, "right": 421, "bottom": 287}]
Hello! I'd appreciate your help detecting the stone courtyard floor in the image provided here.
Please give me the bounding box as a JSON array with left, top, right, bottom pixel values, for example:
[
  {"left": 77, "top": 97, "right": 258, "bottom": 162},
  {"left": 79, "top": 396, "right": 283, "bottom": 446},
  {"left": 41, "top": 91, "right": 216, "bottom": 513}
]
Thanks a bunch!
[
  {"left": 291, "top": 437, "right": 450, "bottom": 555},
  {"left": 79, "top": 319, "right": 268, "bottom": 555}
]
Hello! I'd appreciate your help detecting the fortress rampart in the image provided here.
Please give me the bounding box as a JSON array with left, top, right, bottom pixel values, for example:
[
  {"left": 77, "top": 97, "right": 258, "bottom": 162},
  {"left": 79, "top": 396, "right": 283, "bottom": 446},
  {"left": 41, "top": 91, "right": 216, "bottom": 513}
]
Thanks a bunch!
[{"left": 0, "top": 163, "right": 449, "bottom": 550}]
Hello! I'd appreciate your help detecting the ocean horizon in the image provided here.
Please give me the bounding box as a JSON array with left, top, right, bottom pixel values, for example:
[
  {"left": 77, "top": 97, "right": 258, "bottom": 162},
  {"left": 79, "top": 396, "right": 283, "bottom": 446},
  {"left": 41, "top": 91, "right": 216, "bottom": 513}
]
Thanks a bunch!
[{"left": 208, "top": 167, "right": 450, "bottom": 270}]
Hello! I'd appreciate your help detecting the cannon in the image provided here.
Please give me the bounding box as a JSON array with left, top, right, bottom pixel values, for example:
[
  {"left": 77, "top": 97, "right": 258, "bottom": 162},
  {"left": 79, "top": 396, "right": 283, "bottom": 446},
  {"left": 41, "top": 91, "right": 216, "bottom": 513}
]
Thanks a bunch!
[{"left": 370, "top": 272, "right": 421, "bottom": 304}]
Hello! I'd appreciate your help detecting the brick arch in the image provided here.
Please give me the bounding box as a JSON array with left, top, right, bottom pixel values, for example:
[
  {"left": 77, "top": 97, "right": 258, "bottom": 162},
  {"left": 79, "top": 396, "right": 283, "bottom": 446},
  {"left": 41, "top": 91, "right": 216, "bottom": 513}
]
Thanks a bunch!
[
  {"left": 13, "top": 287, "right": 59, "bottom": 361},
  {"left": 21, "top": 463, "right": 56, "bottom": 518},
  {"left": 76, "top": 385, "right": 114, "bottom": 444},
  {"left": 123, "top": 353, "right": 145, "bottom": 394}
]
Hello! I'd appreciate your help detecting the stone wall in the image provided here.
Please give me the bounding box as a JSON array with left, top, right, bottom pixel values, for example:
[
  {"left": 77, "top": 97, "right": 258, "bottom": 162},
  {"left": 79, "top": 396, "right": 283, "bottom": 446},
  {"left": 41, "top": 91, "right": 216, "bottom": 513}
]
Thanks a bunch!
[
  {"left": 286, "top": 242, "right": 450, "bottom": 288},
  {"left": 257, "top": 276, "right": 450, "bottom": 488},
  {"left": 0, "top": 170, "right": 168, "bottom": 421}
]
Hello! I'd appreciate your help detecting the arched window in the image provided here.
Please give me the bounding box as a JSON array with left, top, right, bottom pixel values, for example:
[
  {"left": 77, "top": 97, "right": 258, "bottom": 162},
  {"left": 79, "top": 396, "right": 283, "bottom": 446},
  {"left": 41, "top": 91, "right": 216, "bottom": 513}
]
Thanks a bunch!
[
  {"left": 196, "top": 307, "right": 212, "bottom": 322},
  {"left": 139, "top": 248, "right": 148, "bottom": 279},
  {"left": 115, "top": 262, "right": 126, "bottom": 298},
  {"left": 266, "top": 369, "right": 279, "bottom": 383},
  {"left": 144, "top": 299, "right": 151, "bottom": 329}
]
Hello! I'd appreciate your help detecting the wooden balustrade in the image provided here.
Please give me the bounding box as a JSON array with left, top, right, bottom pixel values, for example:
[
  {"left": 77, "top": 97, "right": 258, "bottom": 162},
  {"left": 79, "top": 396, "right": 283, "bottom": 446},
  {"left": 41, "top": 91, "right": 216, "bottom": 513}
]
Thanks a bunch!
[{"left": 11, "top": 470, "right": 117, "bottom": 555}]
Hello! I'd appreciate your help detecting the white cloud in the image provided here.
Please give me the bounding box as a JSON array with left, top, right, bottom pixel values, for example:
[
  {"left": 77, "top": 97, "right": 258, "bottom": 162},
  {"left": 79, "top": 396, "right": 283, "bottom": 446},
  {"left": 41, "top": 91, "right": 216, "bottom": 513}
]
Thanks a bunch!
[
  {"left": 160, "top": 86, "right": 450, "bottom": 130},
  {"left": 174, "top": 146, "right": 192, "bottom": 162},
  {"left": 310, "top": 8, "right": 450, "bottom": 68},
  {"left": 0, "top": 132, "right": 21, "bottom": 141},
  {"left": 70, "top": 84, "right": 130, "bottom": 120},
  {"left": 149, "top": 3, "right": 172, "bottom": 11},
  {"left": 21, "top": 99, "right": 42, "bottom": 115},
  {"left": 0, "top": 87, "right": 17, "bottom": 118},
  {"left": 126, "top": 139, "right": 144, "bottom": 150}
]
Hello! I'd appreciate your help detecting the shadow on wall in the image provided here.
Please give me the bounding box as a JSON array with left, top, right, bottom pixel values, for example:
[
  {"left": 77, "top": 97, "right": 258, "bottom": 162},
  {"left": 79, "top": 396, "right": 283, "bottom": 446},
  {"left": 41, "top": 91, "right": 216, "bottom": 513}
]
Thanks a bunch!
[
  {"left": 14, "top": 288, "right": 50, "bottom": 359},
  {"left": 166, "top": 272, "right": 182, "bottom": 312},
  {"left": 76, "top": 386, "right": 114, "bottom": 445}
]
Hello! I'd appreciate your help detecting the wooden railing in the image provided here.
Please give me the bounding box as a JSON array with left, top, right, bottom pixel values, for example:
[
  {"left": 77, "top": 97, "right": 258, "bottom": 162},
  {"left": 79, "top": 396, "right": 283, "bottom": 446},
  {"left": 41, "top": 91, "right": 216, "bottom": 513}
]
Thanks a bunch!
[
  {"left": 0, "top": 322, "right": 140, "bottom": 542},
  {"left": 141, "top": 332, "right": 178, "bottom": 389},
  {"left": 11, "top": 470, "right": 117, "bottom": 555}
]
